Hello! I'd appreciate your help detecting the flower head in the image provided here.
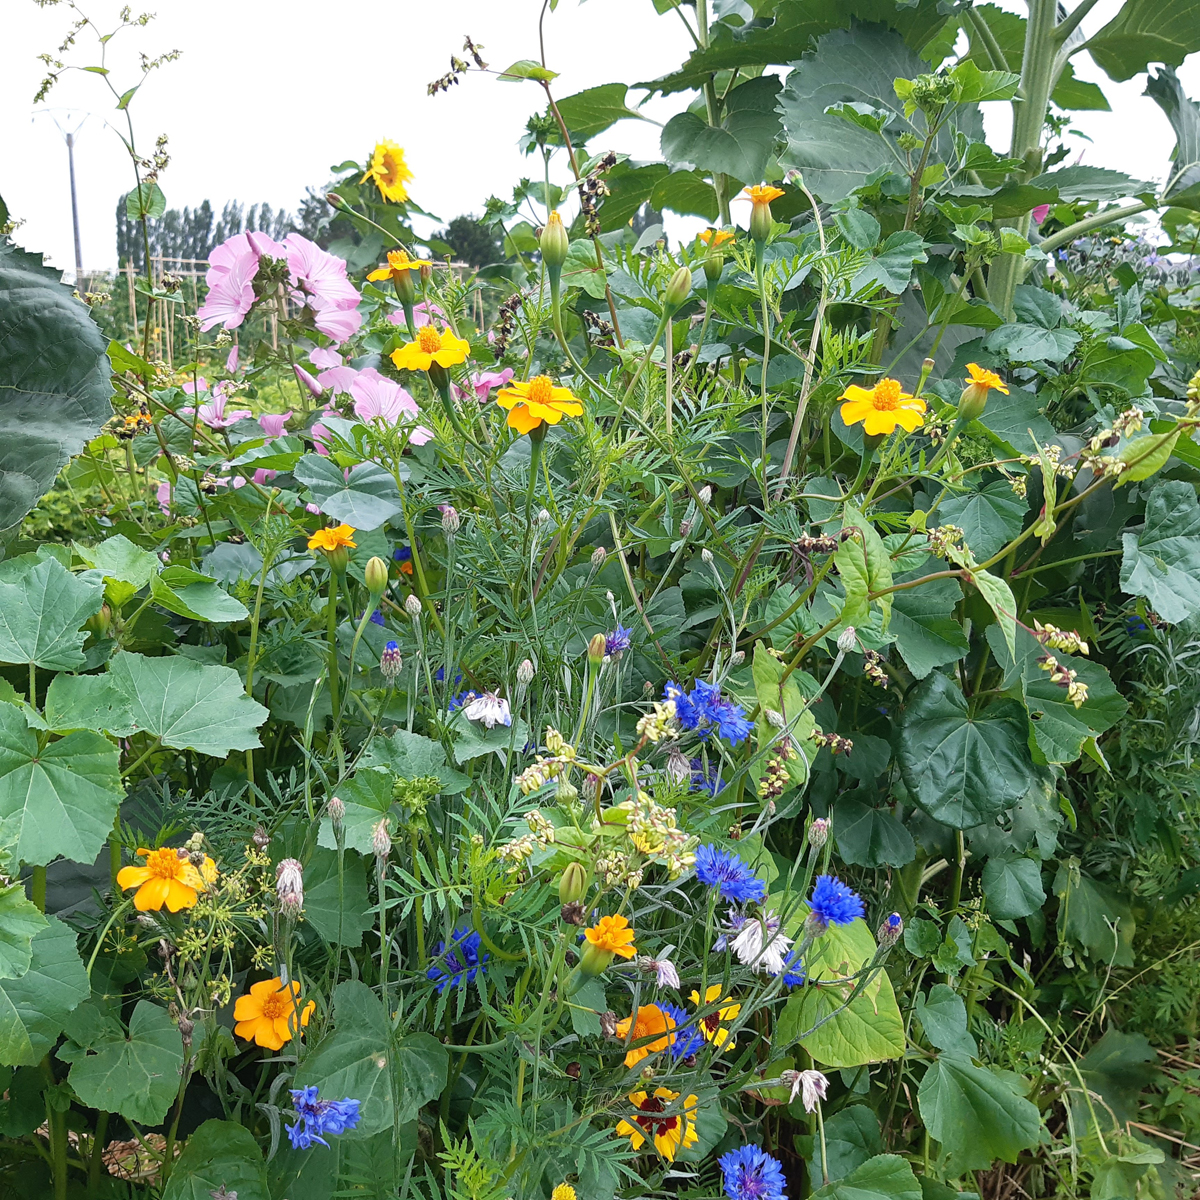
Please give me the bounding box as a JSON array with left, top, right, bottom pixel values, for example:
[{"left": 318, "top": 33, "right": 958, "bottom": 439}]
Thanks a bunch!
[
  {"left": 808, "top": 874, "right": 866, "bottom": 930},
  {"left": 367, "top": 248, "right": 424, "bottom": 283},
  {"left": 616, "top": 1088, "right": 700, "bottom": 1161},
  {"left": 839, "top": 378, "right": 926, "bottom": 435},
  {"left": 615, "top": 1003, "right": 675, "bottom": 1067},
  {"left": 462, "top": 690, "right": 512, "bottom": 729},
  {"left": 689, "top": 984, "right": 741, "bottom": 1051},
  {"left": 698, "top": 228, "right": 735, "bottom": 247},
  {"left": 779, "top": 949, "right": 807, "bottom": 988},
  {"left": 259, "top": 410, "right": 293, "bottom": 438},
  {"left": 732, "top": 910, "right": 793, "bottom": 974},
  {"left": 793, "top": 1069, "right": 829, "bottom": 1113},
  {"left": 350, "top": 372, "right": 434, "bottom": 444},
  {"left": 287, "top": 1086, "right": 361, "bottom": 1149},
  {"left": 116, "top": 846, "right": 217, "bottom": 912},
  {"left": 744, "top": 185, "right": 786, "bottom": 241},
  {"left": 233, "top": 977, "right": 316, "bottom": 1050},
  {"left": 391, "top": 326, "right": 471, "bottom": 373},
  {"left": 695, "top": 844, "right": 767, "bottom": 903},
  {"left": 495, "top": 375, "right": 583, "bottom": 436},
  {"left": 605, "top": 624, "right": 633, "bottom": 658},
  {"left": 744, "top": 185, "right": 786, "bottom": 205},
  {"left": 552, "top": 1188, "right": 577, "bottom": 1200},
  {"left": 659, "top": 1001, "right": 705, "bottom": 1058},
  {"left": 584, "top": 913, "right": 637, "bottom": 959},
  {"left": 427, "top": 927, "right": 490, "bottom": 992},
  {"left": 380, "top": 641, "right": 403, "bottom": 680},
  {"left": 964, "top": 362, "right": 1008, "bottom": 396},
  {"left": 308, "top": 524, "right": 357, "bottom": 553},
  {"left": 719, "top": 1144, "right": 788, "bottom": 1200},
  {"left": 276, "top": 858, "right": 304, "bottom": 917},
  {"left": 455, "top": 368, "right": 515, "bottom": 404},
  {"left": 363, "top": 140, "right": 413, "bottom": 203}
]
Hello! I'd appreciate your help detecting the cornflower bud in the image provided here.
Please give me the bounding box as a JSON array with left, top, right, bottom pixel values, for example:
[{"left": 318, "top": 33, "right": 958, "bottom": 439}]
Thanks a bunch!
[
  {"left": 405, "top": 594, "right": 423, "bottom": 619},
  {"left": 371, "top": 818, "right": 392, "bottom": 862},
  {"left": 837, "top": 627, "right": 857, "bottom": 654},
  {"left": 441, "top": 505, "right": 460, "bottom": 536},
  {"left": 697, "top": 485, "right": 713, "bottom": 506},
  {"left": 588, "top": 633, "right": 607, "bottom": 666},
  {"left": 590, "top": 546, "right": 607, "bottom": 571},
  {"left": 701, "top": 548, "right": 714, "bottom": 565},
  {"left": 540, "top": 210, "right": 570, "bottom": 272},
  {"left": 380, "top": 640, "right": 403, "bottom": 680},
  {"left": 276, "top": 858, "right": 304, "bottom": 917},
  {"left": 328, "top": 796, "right": 345, "bottom": 829},
  {"left": 877, "top": 912, "right": 903, "bottom": 947},
  {"left": 808, "top": 817, "right": 830, "bottom": 848},
  {"left": 517, "top": 658, "right": 536, "bottom": 686},
  {"left": 663, "top": 265, "right": 693, "bottom": 312},
  {"left": 665, "top": 746, "right": 691, "bottom": 784},
  {"left": 559, "top": 861, "right": 588, "bottom": 906},
  {"left": 364, "top": 556, "right": 389, "bottom": 597},
  {"left": 536, "top": 508, "right": 551, "bottom": 527},
  {"left": 252, "top": 825, "right": 270, "bottom": 850}
]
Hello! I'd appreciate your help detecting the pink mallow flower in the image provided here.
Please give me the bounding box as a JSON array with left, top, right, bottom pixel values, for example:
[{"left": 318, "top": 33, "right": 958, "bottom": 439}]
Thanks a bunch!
[
  {"left": 285, "top": 233, "right": 363, "bottom": 344},
  {"left": 294, "top": 364, "right": 323, "bottom": 398},
  {"left": 310, "top": 411, "right": 335, "bottom": 456},
  {"left": 1031, "top": 204, "right": 1051, "bottom": 224},
  {"left": 196, "top": 231, "right": 286, "bottom": 332},
  {"left": 454, "top": 368, "right": 514, "bottom": 404},
  {"left": 226, "top": 344, "right": 239, "bottom": 374},
  {"left": 182, "top": 377, "right": 209, "bottom": 395},
  {"left": 309, "top": 346, "right": 343, "bottom": 370},
  {"left": 156, "top": 480, "right": 171, "bottom": 514},
  {"left": 386, "top": 300, "right": 445, "bottom": 329},
  {"left": 197, "top": 383, "right": 252, "bottom": 430},
  {"left": 316, "top": 365, "right": 359, "bottom": 396},
  {"left": 349, "top": 371, "right": 434, "bottom": 445},
  {"left": 252, "top": 468, "right": 277, "bottom": 485},
  {"left": 259, "top": 411, "right": 293, "bottom": 438}
]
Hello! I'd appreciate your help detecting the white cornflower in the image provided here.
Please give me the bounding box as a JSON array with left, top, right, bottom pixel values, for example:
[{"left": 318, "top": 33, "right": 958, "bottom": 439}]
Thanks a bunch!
[
  {"left": 463, "top": 691, "right": 512, "bottom": 729},
  {"left": 639, "top": 956, "right": 680, "bottom": 989},
  {"left": 795, "top": 1069, "right": 829, "bottom": 1111},
  {"left": 275, "top": 858, "right": 304, "bottom": 916},
  {"left": 731, "top": 909, "right": 793, "bottom": 975}
]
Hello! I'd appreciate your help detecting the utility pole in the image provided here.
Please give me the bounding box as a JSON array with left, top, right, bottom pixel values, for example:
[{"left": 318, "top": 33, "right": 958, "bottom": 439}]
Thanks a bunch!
[
  {"left": 66, "top": 131, "right": 83, "bottom": 280},
  {"left": 33, "top": 109, "right": 89, "bottom": 282}
]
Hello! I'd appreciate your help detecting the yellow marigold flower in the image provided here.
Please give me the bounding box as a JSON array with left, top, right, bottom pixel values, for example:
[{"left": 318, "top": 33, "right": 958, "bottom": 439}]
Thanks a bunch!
[
  {"left": 689, "top": 984, "right": 741, "bottom": 1050},
  {"left": 584, "top": 913, "right": 637, "bottom": 959},
  {"left": 117, "top": 846, "right": 216, "bottom": 912},
  {"left": 362, "top": 140, "right": 413, "bottom": 204},
  {"left": 698, "top": 228, "right": 735, "bottom": 247},
  {"left": 616, "top": 1087, "right": 700, "bottom": 1161},
  {"left": 366, "top": 248, "right": 423, "bottom": 283},
  {"left": 615, "top": 1003, "right": 675, "bottom": 1068},
  {"left": 964, "top": 362, "right": 1009, "bottom": 395},
  {"left": 495, "top": 374, "right": 583, "bottom": 436},
  {"left": 390, "top": 326, "right": 471, "bottom": 373},
  {"left": 744, "top": 185, "right": 785, "bottom": 205},
  {"left": 233, "top": 977, "right": 316, "bottom": 1051},
  {"left": 307, "top": 524, "right": 357, "bottom": 553},
  {"left": 551, "top": 1187, "right": 577, "bottom": 1200},
  {"left": 839, "top": 378, "right": 927, "bottom": 436}
]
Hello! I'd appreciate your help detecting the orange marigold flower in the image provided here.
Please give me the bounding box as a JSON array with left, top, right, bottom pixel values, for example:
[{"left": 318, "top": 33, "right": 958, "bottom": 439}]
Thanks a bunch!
[
  {"left": 698, "top": 228, "right": 735, "bottom": 247},
  {"left": 616, "top": 1087, "right": 700, "bottom": 1161},
  {"left": 839, "top": 378, "right": 927, "bottom": 436},
  {"left": 964, "top": 362, "right": 1009, "bottom": 395},
  {"left": 689, "top": 984, "right": 741, "bottom": 1051},
  {"left": 363, "top": 140, "right": 413, "bottom": 204},
  {"left": 743, "top": 185, "right": 785, "bottom": 205},
  {"left": 584, "top": 913, "right": 637, "bottom": 959},
  {"left": 366, "top": 248, "right": 424, "bottom": 283},
  {"left": 495, "top": 375, "right": 583, "bottom": 436},
  {"left": 307, "top": 524, "right": 357, "bottom": 553},
  {"left": 391, "top": 326, "right": 471, "bottom": 372},
  {"left": 233, "top": 977, "right": 316, "bottom": 1050},
  {"left": 116, "top": 846, "right": 216, "bottom": 912},
  {"left": 615, "top": 1004, "right": 676, "bottom": 1067}
]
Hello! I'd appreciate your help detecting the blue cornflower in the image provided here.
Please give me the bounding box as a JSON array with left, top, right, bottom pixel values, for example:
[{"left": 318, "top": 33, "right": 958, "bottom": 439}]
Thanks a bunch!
[
  {"left": 779, "top": 949, "right": 806, "bottom": 988},
  {"left": 808, "top": 875, "right": 865, "bottom": 929},
  {"left": 380, "top": 640, "right": 402, "bottom": 680},
  {"left": 719, "top": 1144, "right": 788, "bottom": 1200},
  {"left": 605, "top": 623, "right": 633, "bottom": 657},
  {"left": 367, "top": 608, "right": 385, "bottom": 627},
  {"left": 713, "top": 907, "right": 748, "bottom": 953},
  {"left": 286, "top": 1086, "right": 361, "bottom": 1150},
  {"left": 710, "top": 697, "right": 751, "bottom": 745},
  {"left": 664, "top": 682, "right": 699, "bottom": 729},
  {"left": 664, "top": 680, "right": 751, "bottom": 746},
  {"left": 426, "top": 927, "right": 489, "bottom": 992},
  {"left": 695, "top": 845, "right": 767, "bottom": 904},
  {"left": 435, "top": 667, "right": 464, "bottom": 685},
  {"left": 1125, "top": 614, "right": 1148, "bottom": 635},
  {"left": 689, "top": 756, "right": 723, "bottom": 796},
  {"left": 660, "top": 1002, "right": 705, "bottom": 1059}
]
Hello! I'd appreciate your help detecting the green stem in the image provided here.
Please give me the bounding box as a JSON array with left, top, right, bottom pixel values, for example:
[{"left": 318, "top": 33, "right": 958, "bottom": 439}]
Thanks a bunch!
[
  {"left": 326, "top": 572, "right": 341, "bottom": 718},
  {"left": 42, "top": 1055, "right": 68, "bottom": 1200},
  {"left": 30, "top": 866, "right": 46, "bottom": 913}
]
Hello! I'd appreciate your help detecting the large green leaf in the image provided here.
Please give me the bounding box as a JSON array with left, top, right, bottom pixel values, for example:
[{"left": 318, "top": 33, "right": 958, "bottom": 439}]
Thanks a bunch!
[
  {"left": 896, "top": 672, "right": 1035, "bottom": 828},
  {"left": 150, "top": 565, "right": 249, "bottom": 623},
  {"left": 0, "top": 701, "right": 122, "bottom": 866},
  {"left": 981, "top": 857, "right": 1046, "bottom": 920},
  {"left": 0, "top": 556, "right": 104, "bottom": 671},
  {"left": 0, "top": 885, "right": 46, "bottom": 980},
  {"left": 107, "top": 651, "right": 269, "bottom": 756},
  {"left": 0, "top": 917, "right": 89, "bottom": 1066},
  {"left": 889, "top": 569, "right": 968, "bottom": 680},
  {"left": 778, "top": 28, "right": 981, "bottom": 202},
  {"left": 1120, "top": 480, "right": 1200, "bottom": 622},
  {"left": 812, "top": 1153, "right": 922, "bottom": 1200},
  {"left": 1086, "top": 0, "right": 1200, "bottom": 82},
  {"left": 1077, "top": 1028, "right": 1158, "bottom": 1125},
  {"left": 270, "top": 1127, "right": 411, "bottom": 1200},
  {"left": 1145, "top": 69, "right": 1200, "bottom": 208},
  {"left": 1030, "top": 165, "right": 1148, "bottom": 201},
  {"left": 302, "top": 848, "right": 373, "bottom": 948},
  {"left": 553, "top": 84, "right": 645, "bottom": 143},
  {"left": 61, "top": 999, "right": 184, "bottom": 1126},
  {"left": 0, "top": 241, "right": 113, "bottom": 531},
  {"left": 295, "top": 454, "right": 402, "bottom": 531},
  {"left": 42, "top": 673, "right": 136, "bottom": 735},
  {"left": 940, "top": 482, "right": 1026, "bottom": 564},
  {"left": 162, "top": 1120, "right": 269, "bottom": 1200},
  {"left": 918, "top": 1053, "right": 1042, "bottom": 1172},
  {"left": 833, "top": 797, "right": 916, "bottom": 868},
  {"left": 805, "top": 1105, "right": 882, "bottom": 1184},
  {"left": 851, "top": 231, "right": 929, "bottom": 295},
  {"left": 361, "top": 728, "right": 471, "bottom": 793},
  {"left": 661, "top": 76, "right": 783, "bottom": 185},
  {"left": 293, "top": 981, "right": 448, "bottom": 1137},
  {"left": 836, "top": 504, "right": 893, "bottom": 631},
  {"left": 915, "top": 985, "right": 977, "bottom": 1056},
  {"left": 1053, "top": 861, "right": 1136, "bottom": 967},
  {"left": 318, "top": 767, "right": 393, "bottom": 855}
]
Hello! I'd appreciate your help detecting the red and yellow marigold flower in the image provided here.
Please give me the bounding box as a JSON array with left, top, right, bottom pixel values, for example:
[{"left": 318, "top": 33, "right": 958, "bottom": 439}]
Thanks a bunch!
[
  {"left": 615, "top": 1004, "right": 676, "bottom": 1068},
  {"left": 616, "top": 1087, "right": 700, "bottom": 1161},
  {"left": 362, "top": 140, "right": 413, "bottom": 204},
  {"left": 391, "top": 326, "right": 471, "bottom": 373},
  {"left": 495, "top": 375, "right": 583, "bottom": 436},
  {"left": 116, "top": 846, "right": 217, "bottom": 912},
  {"left": 233, "top": 977, "right": 316, "bottom": 1050},
  {"left": 839, "top": 378, "right": 926, "bottom": 436},
  {"left": 689, "top": 984, "right": 741, "bottom": 1051}
]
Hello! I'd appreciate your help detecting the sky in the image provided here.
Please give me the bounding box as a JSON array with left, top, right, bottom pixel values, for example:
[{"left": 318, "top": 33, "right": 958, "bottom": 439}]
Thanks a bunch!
[{"left": 2, "top": 0, "right": 1198, "bottom": 278}]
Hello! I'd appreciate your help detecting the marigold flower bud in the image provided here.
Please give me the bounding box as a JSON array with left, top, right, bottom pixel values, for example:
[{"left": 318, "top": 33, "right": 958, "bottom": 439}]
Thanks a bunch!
[
  {"left": 808, "top": 817, "right": 830, "bottom": 848},
  {"left": 704, "top": 249, "right": 725, "bottom": 284},
  {"left": 540, "top": 210, "right": 570, "bottom": 272},
  {"left": 579, "top": 942, "right": 615, "bottom": 977},
  {"left": 588, "top": 632, "right": 607, "bottom": 665},
  {"left": 380, "top": 640, "right": 402, "bottom": 680},
  {"left": 440, "top": 504, "right": 460, "bottom": 536},
  {"left": 276, "top": 857, "right": 304, "bottom": 917},
  {"left": 364, "top": 555, "right": 389, "bottom": 597},
  {"left": 405, "top": 594, "right": 423, "bottom": 619},
  {"left": 393, "top": 265, "right": 417, "bottom": 306},
  {"left": 517, "top": 658, "right": 536, "bottom": 686},
  {"left": 559, "top": 861, "right": 588, "bottom": 906},
  {"left": 958, "top": 381, "right": 990, "bottom": 423},
  {"left": 663, "top": 265, "right": 693, "bottom": 312}
]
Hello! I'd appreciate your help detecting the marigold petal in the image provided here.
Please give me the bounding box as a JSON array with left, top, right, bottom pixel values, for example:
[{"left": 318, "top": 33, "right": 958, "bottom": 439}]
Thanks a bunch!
[
  {"left": 134, "top": 877, "right": 172, "bottom": 912},
  {"left": 892, "top": 407, "right": 926, "bottom": 432},
  {"left": 840, "top": 398, "right": 873, "bottom": 426},
  {"left": 116, "top": 866, "right": 151, "bottom": 890},
  {"left": 163, "top": 880, "right": 198, "bottom": 912},
  {"left": 233, "top": 996, "right": 261, "bottom": 1021},
  {"left": 506, "top": 405, "right": 544, "bottom": 435},
  {"left": 861, "top": 411, "right": 900, "bottom": 436},
  {"left": 366, "top": 268, "right": 391, "bottom": 281}
]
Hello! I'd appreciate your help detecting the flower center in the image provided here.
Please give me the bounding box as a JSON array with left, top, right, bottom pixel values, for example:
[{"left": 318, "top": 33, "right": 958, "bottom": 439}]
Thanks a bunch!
[
  {"left": 527, "top": 375, "right": 554, "bottom": 407},
  {"left": 387, "top": 250, "right": 410, "bottom": 270},
  {"left": 634, "top": 1097, "right": 679, "bottom": 1136},
  {"left": 379, "top": 153, "right": 400, "bottom": 186},
  {"left": 703, "top": 1012, "right": 721, "bottom": 1034},
  {"left": 147, "top": 849, "right": 183, "bottom": 880},
  {"left": 873, "top": 379, "right": 903, "bottom": 410},
  {"left": 418, "top": 327, "right": 442, "bottom": 354},
  {"left": 259, "top": 994, "right": 288, "bottom": 1020}
]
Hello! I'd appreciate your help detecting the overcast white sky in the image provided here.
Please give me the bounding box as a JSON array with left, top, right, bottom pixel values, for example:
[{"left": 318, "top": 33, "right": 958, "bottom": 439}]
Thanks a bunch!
[{"left": 2, "top": 0, "right": 1198, "bottom": 276}]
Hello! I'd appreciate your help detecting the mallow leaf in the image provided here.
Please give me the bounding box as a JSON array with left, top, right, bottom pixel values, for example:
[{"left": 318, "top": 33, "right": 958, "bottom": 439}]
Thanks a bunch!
[
  {"left": 294, "top": 455, "right": 402, "bottom": 531},
  {"left": 162, "top": 1120, "right": 269, "bottom": 1200},
  {"left": 1121, "top": 480, "right": 1200, "bottom": 622},
  {"left": 0, "top": 556, "right": 104, "bottom": 671},
  {"left": 0, "top": 885, "right": 47, "bottom": 981},
  {"left": 0, "top": 917, "right": 89, "bottom": 1066}
]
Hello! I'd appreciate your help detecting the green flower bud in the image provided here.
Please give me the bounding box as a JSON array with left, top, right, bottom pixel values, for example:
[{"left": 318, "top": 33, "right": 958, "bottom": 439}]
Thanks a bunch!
[
  {"left": 559, "top": 861, "right": 588, "bottom": 906},
  {"left": 588, "top": 632, "right": 607, "bottom": 665},
  {"left": 364, "top": 556, "right": 389, "bottom": 597},
  {"left": 664, "top": 265, "right": 693, "bottom": 312},
  {"left": 540, "top": 211, "right": 570, "bottom": 271},
  {"left": 579, "top": 942, "right": 615, "bottom": 977}
]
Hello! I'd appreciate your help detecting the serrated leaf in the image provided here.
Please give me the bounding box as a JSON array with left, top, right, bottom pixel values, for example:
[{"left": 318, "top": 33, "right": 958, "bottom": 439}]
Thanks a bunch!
[
  {"left": 0, "top": 885, "right": 46, "bottom": 980},
  {"left": 125, "top": 181, "right": 166, "bottom": 220},
  {"left": 0, "top": 557, "right": 104, "bottom": 671},
  {"left": 850, "top": 230, "right": 929, "bottom": 294},
  {"left": 301, "top": 848, "right": 372, "bottom": 948},
  {"left": 42, "top": 673, "right": 136, "bottom": 735},
  {"left": 150, "top": 568, "right": 249, "bottom": 623},
  {"left": 553, "top": 83, "right": 644, "bottom": 142},
  {"left": 969, "top": 567, "right": 1018, "bottom": 660},
  {"left": 107, "top": 651, "right": 268, "bottom": 756},
  {"left": 832, "top": 797, "right": 915, "bottom": 868},
  {"left": 940, "top": 482, "right": 1026, "bottom": 564},
  {"left": 916, "top": 985, "right": 977, "bottom": 1056},
  {"left": 361, "top": 728, "right": 470, "bottom": 792},
  {"left": 73, "top": 532, "right": 158, "bottom": 590},
  {"left": 294, "top": 454, "right": 402, "bottom": 531},
  {"left": 1087, "top": 0, "right": 1200, "bottom": 82},
  {"left": 0, "top": 917, "right": 89, "bottom": 1066}
]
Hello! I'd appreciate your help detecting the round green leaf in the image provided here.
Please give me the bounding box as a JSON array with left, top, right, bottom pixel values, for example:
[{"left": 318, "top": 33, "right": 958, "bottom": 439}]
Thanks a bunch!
[
  {"left": 1120, "top": 480, "right": 1200, "bottom": 623},
  {"left": 981, "top": 857, "right": 1046, "bottom": 920},
  {"left": 811, "top": 1153, "right": 922, "bottom": 1200},
  {"left": 162, "top": 1119, "right": 269, "bottom": 1200},
  {"left": 294, "top": 454, "right": 403, "bottom": 531},
  {"left": 0, "top": 556, "right": 104, "bottom": 671}
]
